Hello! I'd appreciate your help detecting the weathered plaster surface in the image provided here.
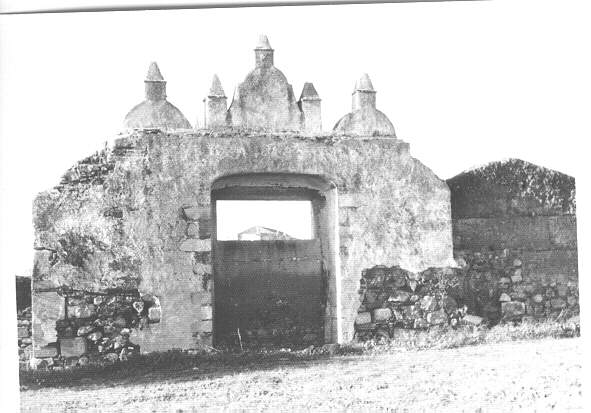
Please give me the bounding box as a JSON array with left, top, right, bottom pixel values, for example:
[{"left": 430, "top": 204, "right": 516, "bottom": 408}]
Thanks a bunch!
[{"left": 33, "top": 130, "right": 452, "bottom": 351}]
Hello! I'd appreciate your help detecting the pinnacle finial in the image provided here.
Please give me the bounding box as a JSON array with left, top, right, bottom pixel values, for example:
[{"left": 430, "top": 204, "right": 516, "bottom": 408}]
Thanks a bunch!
[
  {"left": 209, "top": 74, "right": 226, "bottom": 97},
  {"left": 300, "top": 82, "right": 320, "bottom": 100},
  {"left": 355, "top": 73, "right": 375, "bottom": 92},
  {"left": 146, "top": 62, "right": 165, "bottom": 82},
  {"left": 255, "top": 34, "right": 273, "bottom": 50}
]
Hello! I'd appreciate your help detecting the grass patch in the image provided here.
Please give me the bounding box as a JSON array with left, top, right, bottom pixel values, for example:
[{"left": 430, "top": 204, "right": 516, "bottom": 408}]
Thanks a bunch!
[
  {"left": 20, "top": 318, "right": 579, "bottom": 389},
  {"left": 350, "top": 317, "right": 580, "bottom": 354}
]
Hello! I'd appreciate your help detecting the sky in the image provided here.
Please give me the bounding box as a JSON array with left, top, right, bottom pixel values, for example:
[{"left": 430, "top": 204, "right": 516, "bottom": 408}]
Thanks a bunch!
[
  {"left": 1, "top": 0, "right": 590, "bottom": 280},
  {"left": 217, "top": 201, "right": 313, "bottom": 240}
]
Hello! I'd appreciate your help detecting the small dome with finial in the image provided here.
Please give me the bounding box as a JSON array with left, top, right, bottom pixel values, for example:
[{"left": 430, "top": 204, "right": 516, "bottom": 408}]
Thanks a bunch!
[
  {"left": 334, "top": 73, "right": 395, "bottom": 137},
  {"left": 123, "top": 62, "right": 192, "bottom": 131}
]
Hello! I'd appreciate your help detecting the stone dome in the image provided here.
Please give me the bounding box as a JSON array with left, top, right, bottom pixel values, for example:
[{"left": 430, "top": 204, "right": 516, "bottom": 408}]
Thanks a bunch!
[
  {"left": 333, "top": 108, "right": 395, "bottom": 136},
  {"left": 227, "top": 36, "right": 302, "bottom": 131},
  {"left": 124, "top": 62, "right": 192, "bottom": 131},
  {"left": 333, "top": 74, "right": 396, "bottom": 137}
]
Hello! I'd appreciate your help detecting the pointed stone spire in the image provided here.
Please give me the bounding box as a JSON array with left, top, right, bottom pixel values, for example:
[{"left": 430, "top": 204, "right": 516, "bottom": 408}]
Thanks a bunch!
[
  {"left": 255, "top": 34, "right": 273, "bottom": 50},
  {"left": 146, "top": 62, "right": 165, "bottom": 82},
  {"left": 255, "top": 34, "right": 274, "bottom": 69},
  {"left": 352, "top": 73, "right": 376, "bottom": 111},
  {"left": 299, "top": 82, "right": 321, "bottom": 133},
  {"left": 144, "top": 62, "right": 166, "bottom": 101},
  {"left": 206, "top": 74, "right": 228, "bottom": 129},
  {"left": 300, "top": 82, "right": 320, "bottom": 101},
  {"left": 208, "top": 74, "right": 226, "bottom": 98},
  {"left": 354, "top": 73, "right": 375, "bottom": 92}
]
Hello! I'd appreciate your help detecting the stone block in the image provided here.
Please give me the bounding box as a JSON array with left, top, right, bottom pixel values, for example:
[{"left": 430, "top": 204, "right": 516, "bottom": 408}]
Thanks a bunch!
[
  {"left": 388, "top": 291, "right": 410, "bottom": 304},
  {"left": 18, "top": 326, "right": 30, "bottom": 339},
  {"left": 32, "top": 292, "right": 65, "bottom": 346},
  {"left": 355, "top": 312, "right": 372, "bottom": 325},
  {"left": 532, "top": 293, "right": 544, "bottom": 303},
  {"left": 462, "top": 314, "right": 483, "bottom": 325},
  {"left": 511, "top": 269, "right": 523, "bottom": 283},
  {"left": 499, "top": 293, "right": 511, "bottom": 302},
  {"left": 550, "top": 298, "right": 566, "bottom": 310},
  {"left": 200, "top": 320, "right": 213, "bottom": 333},
  {"left": 198, "top": 217, "right": 212, "bottom": 239},
  {"left": 372, "top": 308, "right": 392, "bottom": 322},
  {"left": 182, "top": 206, "right": 202, "bottom": 221},
  {"left": 419, "top": 296, "right": 437, "bottom": 312},
  {"left": 148, "top": 306, "right": 161, "bottom": 322},
  {"left": 557, "top": 284, "right": 568, "bottom": 297},
  {"left": 77, "top": 326, "right": 93, "bottom": 336},
  {"left": 88, "top": 331, "right": 103, "bottom": 341},
  {"left": 67, "top": 303, "right": 96, "bottom": 319},
  {"left": 502, "top": 301, "right": 525, "bottom": 318},
  {"left": 34, "top": 345, "right": 58, "bottom": 358},
  {"left": 567, "top": 295, "right": 578, "bottom": 307},
  {"left": 426, "top": 309, "right": 447, "bottom": 325},
  {"left": 179, "top": 239, "right": 211, "bottom": 252},
  {"left": 498, "top": 277, "right": 511, "bottom": 290},
  {"left": 414, "top": 318, "right": 429, "bottom": 329},
  {"left": 33, "top": 250, "right": 53, "bottom": 277},
  {"left": 192, "top": 262, "right": 212, "bottom": 275},
  {"left": 200, "top": 305, "right": 213, "bottom": 320},
  {"left": 510, "top": 285, "right": 527, "bottom": 301},
  {"left": 186, "top": 223, "right": 199, "bottom": 238},
  {"left": 392, "top": 275, "right": 407, "bottom": 289},
  {"left": 59, "top": 337, "right": 87, "bottom": 358}
]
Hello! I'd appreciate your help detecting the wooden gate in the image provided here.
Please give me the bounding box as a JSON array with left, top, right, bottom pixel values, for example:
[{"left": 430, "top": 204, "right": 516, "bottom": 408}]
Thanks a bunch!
[{"left": 213, "top": 239, "right": 324, "bottom": 348}]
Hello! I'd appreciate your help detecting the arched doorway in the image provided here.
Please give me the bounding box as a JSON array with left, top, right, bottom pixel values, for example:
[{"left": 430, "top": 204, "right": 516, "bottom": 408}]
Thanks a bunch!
[{"left": 211, "top": 173, "right": 341, "bottom": 348}]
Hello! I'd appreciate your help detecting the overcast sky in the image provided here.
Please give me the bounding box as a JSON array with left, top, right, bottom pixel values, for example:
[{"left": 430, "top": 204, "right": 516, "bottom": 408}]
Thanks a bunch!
[{"left": 1, "top": 0, "right": 590, "bottom": 279}]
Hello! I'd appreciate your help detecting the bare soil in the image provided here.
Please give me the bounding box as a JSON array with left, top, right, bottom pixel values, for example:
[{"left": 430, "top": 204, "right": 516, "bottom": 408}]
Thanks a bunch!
[{"left": 20, "top": 337, "right": 582, "bottom": 412}]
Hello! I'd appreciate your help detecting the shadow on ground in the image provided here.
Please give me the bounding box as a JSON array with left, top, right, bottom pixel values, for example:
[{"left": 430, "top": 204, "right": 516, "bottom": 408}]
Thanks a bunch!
[{"left": 20, "top": 346, "right": 366, "bottom": 390}]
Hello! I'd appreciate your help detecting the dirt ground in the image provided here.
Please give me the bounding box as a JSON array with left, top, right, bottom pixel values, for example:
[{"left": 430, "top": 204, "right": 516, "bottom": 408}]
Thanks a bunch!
[{"left": 20, "top": 337, "right": 583, "bottom": 412}]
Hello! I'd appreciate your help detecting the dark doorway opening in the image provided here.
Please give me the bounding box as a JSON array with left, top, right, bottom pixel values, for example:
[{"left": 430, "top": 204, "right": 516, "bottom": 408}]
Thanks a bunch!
[{"left": 211, "top": 173, "right": 341, "bottom": 349}]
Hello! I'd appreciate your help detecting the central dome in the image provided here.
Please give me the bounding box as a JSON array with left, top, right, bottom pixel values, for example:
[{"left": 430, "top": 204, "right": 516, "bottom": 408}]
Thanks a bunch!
[{"left": 227, "top": 35, "right": 303, "bottom": 131}]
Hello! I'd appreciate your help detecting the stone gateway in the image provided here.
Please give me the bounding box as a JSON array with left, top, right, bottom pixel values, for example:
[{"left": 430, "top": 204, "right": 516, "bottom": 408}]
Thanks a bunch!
[{"left": 29, "top": 36, "right": 576, "bottom": 364}]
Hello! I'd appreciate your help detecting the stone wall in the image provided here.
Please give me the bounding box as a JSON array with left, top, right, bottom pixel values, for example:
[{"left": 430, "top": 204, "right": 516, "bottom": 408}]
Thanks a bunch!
[
  {"left": 446, "top": 159, "right": 578, "bottom": 322},
  {"left": 30, "top": 288, "right": 159, "bottom": 369},
  {"left": 18, "top": 306, "right": 32, "bottom": 366},
  {"left": 354, "top": 266, "right": 467, "bottom": 339},
  {"left": 354, "top": 253, "right": 579, "bottom": 339},
  {"left": 32, "top": 129, "right": 453, "bottom": 354}
]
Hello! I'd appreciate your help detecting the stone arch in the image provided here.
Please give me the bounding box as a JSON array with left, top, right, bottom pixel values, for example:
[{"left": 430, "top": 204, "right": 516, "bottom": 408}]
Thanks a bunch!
[{"left": 210, "top": 173, "right": 342, "bottom": 345}]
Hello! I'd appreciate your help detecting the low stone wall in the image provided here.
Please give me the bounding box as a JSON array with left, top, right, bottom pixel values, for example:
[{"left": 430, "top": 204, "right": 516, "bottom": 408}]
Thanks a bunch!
[
  {"left": 17, "top": 307, "right": 32, "bottom": 366},
  {"left": 30, "top": 288, "right": 160, "bottom": 369},
  {"left": 355, "top": 266, "right": 468, "bottom": 339},
  {"left": 455, "top": 249, "right": 579, "bottom": 322},
  {"left": 355, "top": 251, "right": 579, "bottom": 339}
]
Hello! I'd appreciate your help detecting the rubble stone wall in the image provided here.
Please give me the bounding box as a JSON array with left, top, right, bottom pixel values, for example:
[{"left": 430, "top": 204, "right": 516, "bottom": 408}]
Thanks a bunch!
[
  {"left": 355, "top": 266, "right": 467, "bottom": 339},
  {"left": 354, "top": 252, "right": 579, "bottom": 339},
  {"left": 29, "top": 288, "right": 160, "bottom": 368},
  {"left": 446, "top": 159, "right": 578, "bottom": 322},
  {"left": 32, "top": 129, "right": 453, "bottom": 355}
]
